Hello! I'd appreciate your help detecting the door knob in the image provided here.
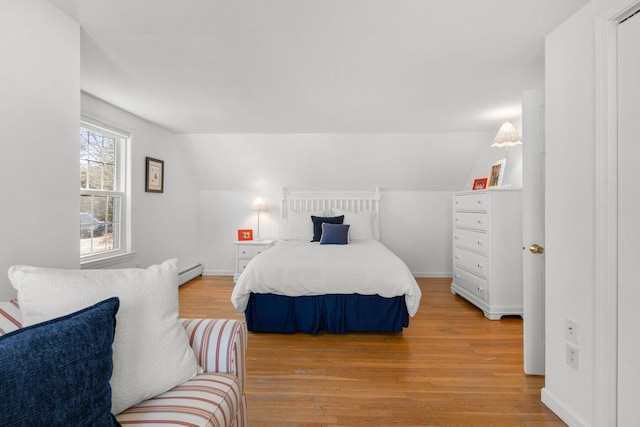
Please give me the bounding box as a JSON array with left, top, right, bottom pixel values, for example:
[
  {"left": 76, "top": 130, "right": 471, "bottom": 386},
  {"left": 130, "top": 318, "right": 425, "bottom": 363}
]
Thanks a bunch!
[{"left": 530, "top": 244, "right": 544, "bottom": 254}]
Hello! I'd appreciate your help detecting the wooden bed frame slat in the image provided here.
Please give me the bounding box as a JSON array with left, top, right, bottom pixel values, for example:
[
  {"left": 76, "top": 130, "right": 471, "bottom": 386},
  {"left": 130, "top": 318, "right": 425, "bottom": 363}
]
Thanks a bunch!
[
  {"left": 280, "top": 189, "right": 380, "bottom": 216},
  {"left": 280, "top": 188, "right": 382, "bottom": 239}
]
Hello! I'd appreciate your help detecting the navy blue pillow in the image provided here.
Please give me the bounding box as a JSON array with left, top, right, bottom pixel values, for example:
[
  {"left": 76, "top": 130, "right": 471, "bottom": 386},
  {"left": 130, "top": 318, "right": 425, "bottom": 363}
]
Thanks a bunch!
[
  {"left": 311, "top": 215, "right": 344, "bottom": 242},
  {"left": 320, "top": 223, "right": 350, "bottom": 245},
  {"left": 0, "top": 297, "right": 120, "bottom": 427}
]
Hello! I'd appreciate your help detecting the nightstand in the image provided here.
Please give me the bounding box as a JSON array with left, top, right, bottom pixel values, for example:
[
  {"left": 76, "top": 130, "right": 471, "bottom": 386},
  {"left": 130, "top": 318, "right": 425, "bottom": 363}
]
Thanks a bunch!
[{"left": 234, "top": 240, "right": 274, "bottom": 282}]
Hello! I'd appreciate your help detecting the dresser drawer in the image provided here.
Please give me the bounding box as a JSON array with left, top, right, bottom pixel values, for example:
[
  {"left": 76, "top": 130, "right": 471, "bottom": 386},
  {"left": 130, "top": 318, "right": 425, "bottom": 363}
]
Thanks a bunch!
[
  {"left": 453, "top": 228, "right": 487, "bottom": 254},
  {"left": 237, "top": 258, "right": 251, "bottom": 274},
  {"left": 453, "top": 267, "right": 487, "bottom": 301},
  {"left": 454, "top": 212, "right": 487, "bottom": 231},
  {"left": 454, "top": 248, "right": 487, "bottom": 278},
  {"left": 454, "top": 193, "right": 487, "bottom": 212},
  {"left": 237, "top": 245, "right": 266, "bottom": 259}
]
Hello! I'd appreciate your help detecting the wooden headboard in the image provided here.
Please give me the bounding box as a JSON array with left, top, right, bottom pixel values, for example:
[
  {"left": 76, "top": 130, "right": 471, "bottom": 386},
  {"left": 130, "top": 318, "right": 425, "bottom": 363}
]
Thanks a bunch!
[{"left": 280, "top": 188, "right": 381, "bottom": 238}]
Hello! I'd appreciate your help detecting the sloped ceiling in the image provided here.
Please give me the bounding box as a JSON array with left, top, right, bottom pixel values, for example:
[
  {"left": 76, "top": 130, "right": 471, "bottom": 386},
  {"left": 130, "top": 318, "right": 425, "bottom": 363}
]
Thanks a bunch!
[
  {"left": 178, "top": 132, "right": 491, "bottom": 191},
  {"left": 49, "top": 0, "right": 588, "bottom": 134}
]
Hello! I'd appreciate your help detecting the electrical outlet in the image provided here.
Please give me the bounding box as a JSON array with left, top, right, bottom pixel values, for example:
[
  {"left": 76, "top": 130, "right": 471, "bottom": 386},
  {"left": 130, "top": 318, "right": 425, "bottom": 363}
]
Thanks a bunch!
[
  {"left": 565, "top": 318, "right": 578, "bottom": 344},
  {"left": 566, "top": 344, "right": 579, "bottom": 370}
]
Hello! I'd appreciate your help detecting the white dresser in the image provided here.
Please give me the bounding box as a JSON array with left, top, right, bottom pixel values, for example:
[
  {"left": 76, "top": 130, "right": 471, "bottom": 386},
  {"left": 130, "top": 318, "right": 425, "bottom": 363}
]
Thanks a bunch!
[
  {"left": 451, "top": 189, "right": 523, "bottom": 320},
  {"left": 234, "top": 240, "right": 274, "bottom": 283}
]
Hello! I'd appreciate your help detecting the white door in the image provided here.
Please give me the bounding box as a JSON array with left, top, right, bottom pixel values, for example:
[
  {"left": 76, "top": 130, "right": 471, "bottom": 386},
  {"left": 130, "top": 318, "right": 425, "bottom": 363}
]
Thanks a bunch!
[
  {"left": 617, "top": 12, "right": 640, "bottom": 425},
  {"left": 522, "top": 90, "right": 545, "bottom": 375}
]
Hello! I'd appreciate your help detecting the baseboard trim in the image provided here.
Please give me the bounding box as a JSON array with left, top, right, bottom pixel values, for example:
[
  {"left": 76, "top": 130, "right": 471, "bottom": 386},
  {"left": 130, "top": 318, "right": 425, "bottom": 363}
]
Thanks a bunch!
[
  {"left": 541, "top": 387, "right": 588, "bottom": 427},
  {"left": 178, "top": 263, "right": 203, "bottom": 285},
  {"left": 203, "top": 269, "right": 234, "bottom": 277},
  {"left": 411, "top": 271, "right": 453, "bottom": 278}
]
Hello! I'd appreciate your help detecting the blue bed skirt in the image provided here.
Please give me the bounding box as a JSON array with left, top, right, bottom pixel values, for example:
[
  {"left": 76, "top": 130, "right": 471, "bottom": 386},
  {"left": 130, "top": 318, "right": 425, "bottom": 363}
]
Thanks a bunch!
[{"left": 245, "top": 293, "right": 409, "bottom": 334}]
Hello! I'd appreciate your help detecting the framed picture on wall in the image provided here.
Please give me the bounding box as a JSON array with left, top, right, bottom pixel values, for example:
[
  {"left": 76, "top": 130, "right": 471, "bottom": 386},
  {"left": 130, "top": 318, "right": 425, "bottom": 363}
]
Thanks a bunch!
[
  {"left": 237, "top": 229, "right": 253, "bottom": 241},
  {"left": 472, "top": 178, "right": 488, "bottom": 190},
  {"left": 488, "top": 159, "right": 506, "bottom": 188},
  {"left": 145, "top": 157, "right": 164, "bottom": 193}
]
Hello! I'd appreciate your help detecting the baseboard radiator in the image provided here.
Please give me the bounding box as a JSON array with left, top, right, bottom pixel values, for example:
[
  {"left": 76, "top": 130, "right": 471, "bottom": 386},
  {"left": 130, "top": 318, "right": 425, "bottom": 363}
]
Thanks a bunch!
[{"left": 178, "top": 263, "right": 203, "bottom": 286}]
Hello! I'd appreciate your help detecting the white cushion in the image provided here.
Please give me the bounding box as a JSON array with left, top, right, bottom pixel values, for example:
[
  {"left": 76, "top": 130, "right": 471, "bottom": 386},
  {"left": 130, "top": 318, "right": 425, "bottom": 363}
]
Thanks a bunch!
[
  {"left": 280, "top": 210, "right": 326, "bottom": 240},
  {"left": 8, "top": 259, "right": 198, "bottom": 415},
  {"left": 333, "top": 209, "right": 376, "bottom": 240}
]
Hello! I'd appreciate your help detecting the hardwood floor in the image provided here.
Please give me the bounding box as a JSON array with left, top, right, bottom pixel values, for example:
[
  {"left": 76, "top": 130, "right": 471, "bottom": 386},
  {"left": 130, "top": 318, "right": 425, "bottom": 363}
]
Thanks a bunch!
[{"left": 179, "top": 276, "right": 564, "bottom": 427}]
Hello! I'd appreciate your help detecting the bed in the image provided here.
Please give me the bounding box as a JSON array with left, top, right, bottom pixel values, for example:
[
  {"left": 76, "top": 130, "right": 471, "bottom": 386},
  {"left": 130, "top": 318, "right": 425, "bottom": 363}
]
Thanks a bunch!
[{"left": 231, "top": 189, "right": 421, "bottom": 334}]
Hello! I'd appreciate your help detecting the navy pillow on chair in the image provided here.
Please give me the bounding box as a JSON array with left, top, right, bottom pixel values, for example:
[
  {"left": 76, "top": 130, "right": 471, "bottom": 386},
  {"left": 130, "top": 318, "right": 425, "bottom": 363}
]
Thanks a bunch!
[
  {"left": 320, "top": 223, "right": 350, "bottom": 245},
  {"left": 0, "top": 297, "right": 121, "bottom": 427},
  {"left": 311, "top": 215, "right": 344, "bottom": 242}
]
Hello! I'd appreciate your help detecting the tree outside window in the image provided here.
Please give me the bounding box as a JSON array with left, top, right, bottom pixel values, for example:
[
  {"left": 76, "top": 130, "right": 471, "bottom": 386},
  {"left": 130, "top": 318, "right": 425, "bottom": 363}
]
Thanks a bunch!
[{"left": 80, "top": 122, "right": 127, "bottom": 259}]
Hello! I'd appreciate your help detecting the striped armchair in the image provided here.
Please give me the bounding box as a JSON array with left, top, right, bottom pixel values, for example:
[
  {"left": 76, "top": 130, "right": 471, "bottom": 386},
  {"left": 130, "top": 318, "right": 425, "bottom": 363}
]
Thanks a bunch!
[{"left": 0, "top": 300, "right": 247, "bottom": 427}]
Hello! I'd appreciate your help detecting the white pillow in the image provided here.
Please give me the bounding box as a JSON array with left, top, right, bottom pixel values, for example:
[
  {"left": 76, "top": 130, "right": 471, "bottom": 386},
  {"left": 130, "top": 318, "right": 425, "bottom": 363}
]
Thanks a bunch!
[
  {"left": 280, "top": 210, "right": 326, "bottom": 240},
  {"left": 8, "top": 259, "right": 198, "bottom": 415},
  {"left": 333, "top": 209, "right": 376, "bottom": 240}
]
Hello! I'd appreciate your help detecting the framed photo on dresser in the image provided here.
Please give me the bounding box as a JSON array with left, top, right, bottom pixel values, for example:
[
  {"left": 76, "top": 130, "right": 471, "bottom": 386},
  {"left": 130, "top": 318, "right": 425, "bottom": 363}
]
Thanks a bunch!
[
  {"left": 237, "top": 229, "right": 253, "bottom": 241},
  {"left": 472, "top": 178, "right": 488, "bottom": 190},
  {"left": 488, "top": 159, "right": 506, "bottom": 188}
]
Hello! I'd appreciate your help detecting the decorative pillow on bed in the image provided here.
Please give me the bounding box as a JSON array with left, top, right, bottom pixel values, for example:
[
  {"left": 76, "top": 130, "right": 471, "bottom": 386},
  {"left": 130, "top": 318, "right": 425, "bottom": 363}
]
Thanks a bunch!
[
  {"left": 320, "top": 223, "right": 350, "bottom": 245},
  {"left": 0, "top": 297, "right": 120, "bottom": 427},
  {"left": 333, "top": 209, "right": 376, "bottom": 240},
  {"left": 8, "top": 259, "right": 198, "bottom": 415},
  {"left": 311, "top": 215, "right": 344, "bottom": 242},
  {"left": 280, "top": 210, "right": 327, "bottom": 240}
]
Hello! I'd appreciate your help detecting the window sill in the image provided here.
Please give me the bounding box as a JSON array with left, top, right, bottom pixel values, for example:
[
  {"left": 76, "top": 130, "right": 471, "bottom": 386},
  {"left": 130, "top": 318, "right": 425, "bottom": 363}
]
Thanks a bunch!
[{"left": 81, "top": 252, "right": 137, "bottom": 270}]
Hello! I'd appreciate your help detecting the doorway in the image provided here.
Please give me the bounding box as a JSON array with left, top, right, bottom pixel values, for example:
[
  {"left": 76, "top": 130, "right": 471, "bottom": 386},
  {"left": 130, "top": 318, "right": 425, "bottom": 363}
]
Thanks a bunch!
[
  {"left": 616, "top": 9, "right": 640, "bottom": 425},
  {"left": 522, "top": 90, "right": 545, "bottom": 375},
  {"left": 594, "top": 2, "right": 640, "bottom": 424}
]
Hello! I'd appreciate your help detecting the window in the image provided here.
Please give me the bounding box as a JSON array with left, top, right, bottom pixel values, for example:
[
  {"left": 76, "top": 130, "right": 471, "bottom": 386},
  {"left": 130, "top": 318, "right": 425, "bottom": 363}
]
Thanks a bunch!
[{"left": 80, "top": 119, "right": 130, "bottom": 264}]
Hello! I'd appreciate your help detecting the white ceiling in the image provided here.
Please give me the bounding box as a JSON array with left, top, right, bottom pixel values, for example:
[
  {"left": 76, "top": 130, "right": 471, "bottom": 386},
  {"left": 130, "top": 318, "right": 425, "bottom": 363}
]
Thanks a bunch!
[{"left": 49, "top": 0, "right": 588, "bottom": 134}]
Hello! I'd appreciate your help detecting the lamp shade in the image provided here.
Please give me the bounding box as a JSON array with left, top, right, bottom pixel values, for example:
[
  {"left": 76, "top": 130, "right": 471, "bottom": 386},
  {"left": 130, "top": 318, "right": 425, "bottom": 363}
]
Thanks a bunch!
[
  {"left": 491, "top": 121, "right": 522, "bottom": 148},
  {"left": 251, "top": 197, "right": 267, "bottom": 212}
]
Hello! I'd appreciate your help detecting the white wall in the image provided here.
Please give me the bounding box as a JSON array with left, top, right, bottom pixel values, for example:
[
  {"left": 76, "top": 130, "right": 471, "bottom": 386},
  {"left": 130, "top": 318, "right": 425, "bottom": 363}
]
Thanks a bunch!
[
  {"left": 181, "top": 132, "right": 485, "bottom": 276},
  {"left": 199, "top": 189, "right": 453, "bottom": 277},
  {"left": 381, "top": 191, "right": 453, "bottom": 277},
  {"left": 0, "top": 0, "right": 80, "bottom": 300},
  {"left": 0, "top": 0, "right": 201, "bottom": 299},
  {"left": 81, "top": 93, "right": 201, "bottom": 274},
  {"left": 543, "top": 0, "right": 610, "bottom": 425},
  {"left": 180, "top": 133, "right": 487, "bottom": 192}
]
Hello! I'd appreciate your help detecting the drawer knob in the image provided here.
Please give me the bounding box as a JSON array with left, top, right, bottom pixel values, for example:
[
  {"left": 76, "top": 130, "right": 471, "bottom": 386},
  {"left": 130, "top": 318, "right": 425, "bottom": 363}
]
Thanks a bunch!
[
  {"left": 455, "top": 274, "right": 460, "bottom": 279},
  {"left": 257, "top": 250, "right": 262, "bottom": 254},
  {"left": 477, "top": 241, "right": 482, "bottom": 245},
  {"left": 477, "top": 264, "right": 483, "bottom": 269},
  {"left": 455, "top": 256, "right": 459, "bottom": 260},
  {"left": 241, "top": 250, "right": 247, "bottom": 254}
]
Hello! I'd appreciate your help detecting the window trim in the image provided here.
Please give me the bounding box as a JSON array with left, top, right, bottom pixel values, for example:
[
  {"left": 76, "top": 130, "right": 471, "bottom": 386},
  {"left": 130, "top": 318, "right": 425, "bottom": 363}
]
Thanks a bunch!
[{"left": 80, "top": 117, "right": 132, "bottom": 267}]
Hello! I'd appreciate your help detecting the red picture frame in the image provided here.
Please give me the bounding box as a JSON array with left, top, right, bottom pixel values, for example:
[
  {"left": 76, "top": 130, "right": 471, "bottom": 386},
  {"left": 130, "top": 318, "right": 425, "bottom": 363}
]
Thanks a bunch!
[
  {"left": 472, "top": 178, "right": 488, "bottom": 191},
  {"left": 237, "top": 229, "right": 253, "bottom": 241}
]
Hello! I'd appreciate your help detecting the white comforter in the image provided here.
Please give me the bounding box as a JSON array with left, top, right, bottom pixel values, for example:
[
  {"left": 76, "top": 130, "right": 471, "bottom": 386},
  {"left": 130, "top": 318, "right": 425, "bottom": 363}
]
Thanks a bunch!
[{"left": 231, "top": 239, "right": 421, "bottom": 316}]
